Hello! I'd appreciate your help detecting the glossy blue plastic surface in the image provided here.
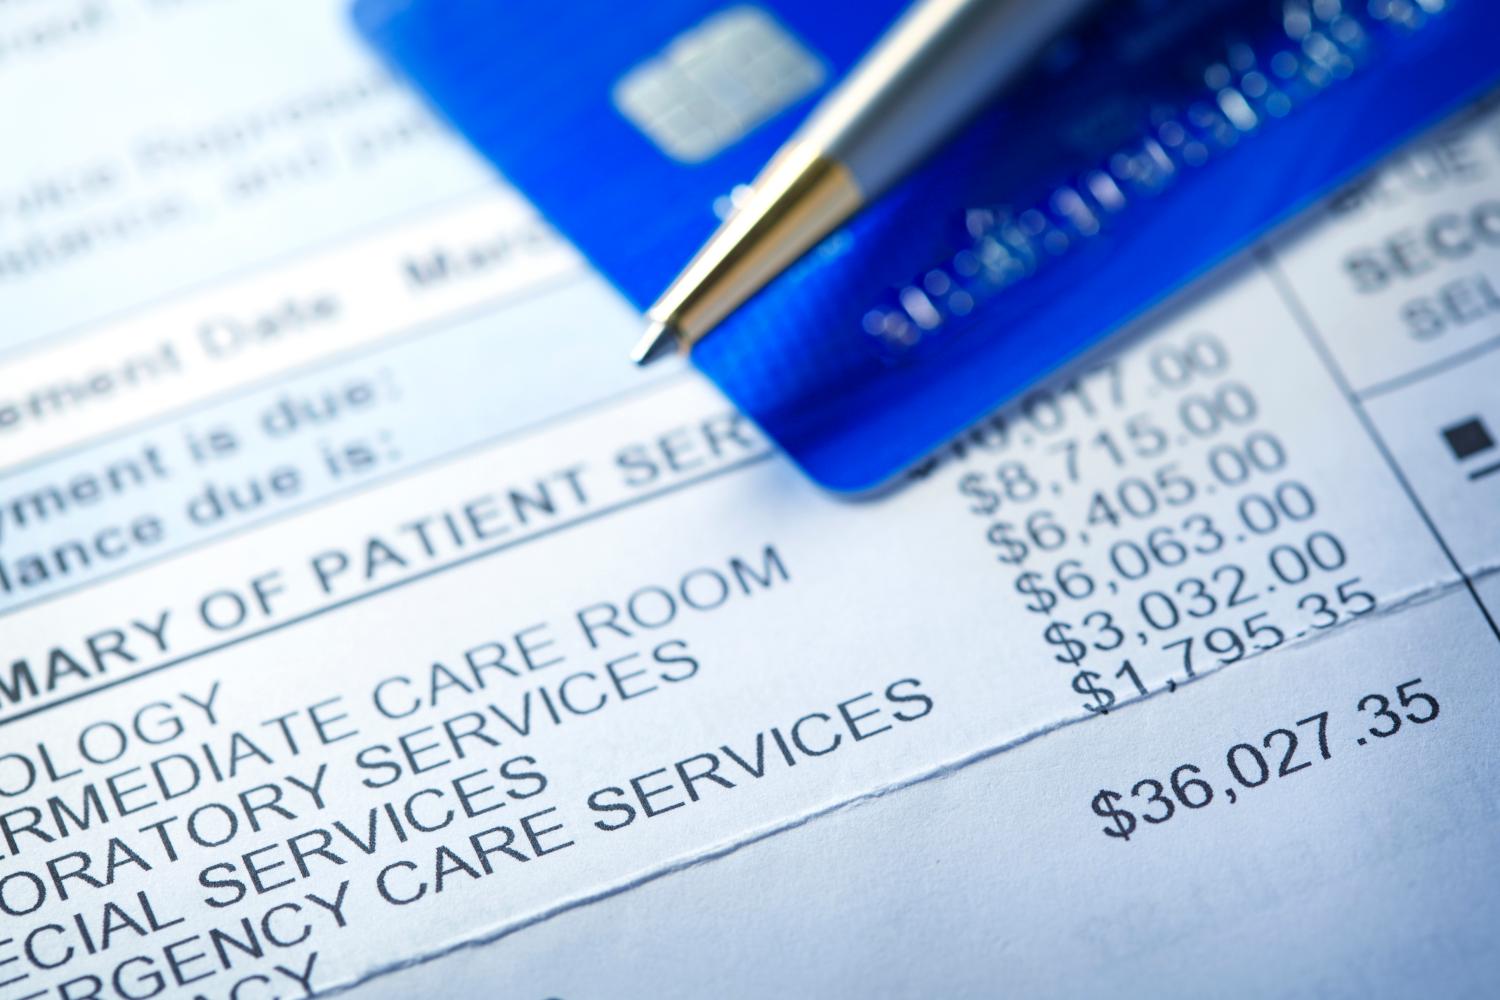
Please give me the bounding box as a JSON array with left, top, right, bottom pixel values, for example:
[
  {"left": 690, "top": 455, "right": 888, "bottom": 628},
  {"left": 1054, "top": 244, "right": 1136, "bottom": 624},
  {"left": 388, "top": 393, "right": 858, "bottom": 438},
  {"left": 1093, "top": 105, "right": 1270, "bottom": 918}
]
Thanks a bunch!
[
  {"left": 355, "top": 0, "right": 1500, "bottom": 492},
  {"left": 352, "top": 0, "right": 905, "bottom": 303}
]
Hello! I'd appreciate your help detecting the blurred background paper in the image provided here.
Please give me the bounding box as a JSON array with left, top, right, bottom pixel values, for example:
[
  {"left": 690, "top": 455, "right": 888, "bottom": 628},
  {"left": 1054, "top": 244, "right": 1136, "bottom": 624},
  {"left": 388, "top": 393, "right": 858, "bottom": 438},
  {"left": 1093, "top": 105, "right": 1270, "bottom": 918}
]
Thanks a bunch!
[{"left": 0, "top": 2, "right": 1498, "bottom": 998}]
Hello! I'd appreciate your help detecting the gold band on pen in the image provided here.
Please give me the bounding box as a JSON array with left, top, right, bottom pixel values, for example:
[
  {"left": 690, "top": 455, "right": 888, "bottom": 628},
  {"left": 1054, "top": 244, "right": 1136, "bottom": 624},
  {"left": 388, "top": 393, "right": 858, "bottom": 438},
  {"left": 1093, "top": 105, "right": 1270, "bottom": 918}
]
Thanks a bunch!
[{"left": 633, "top": 143, "right": 863, "bottom": 363}]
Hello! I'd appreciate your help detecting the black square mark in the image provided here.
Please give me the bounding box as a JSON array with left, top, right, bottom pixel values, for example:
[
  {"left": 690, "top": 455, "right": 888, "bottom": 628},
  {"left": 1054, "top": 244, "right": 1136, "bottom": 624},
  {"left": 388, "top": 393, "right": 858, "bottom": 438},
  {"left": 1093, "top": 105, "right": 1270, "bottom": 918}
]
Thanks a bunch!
[{"left": 1442, "top": 418, "right": 1495, "bottom": 461}]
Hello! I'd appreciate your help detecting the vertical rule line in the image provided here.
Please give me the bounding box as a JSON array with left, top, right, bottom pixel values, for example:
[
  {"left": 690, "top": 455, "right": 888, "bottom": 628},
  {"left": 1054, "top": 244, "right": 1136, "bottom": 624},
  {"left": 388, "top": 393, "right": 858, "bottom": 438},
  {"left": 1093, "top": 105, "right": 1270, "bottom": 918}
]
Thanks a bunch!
[{"left": 1256, "top": 246, "right": 1500, "bottom": 642}]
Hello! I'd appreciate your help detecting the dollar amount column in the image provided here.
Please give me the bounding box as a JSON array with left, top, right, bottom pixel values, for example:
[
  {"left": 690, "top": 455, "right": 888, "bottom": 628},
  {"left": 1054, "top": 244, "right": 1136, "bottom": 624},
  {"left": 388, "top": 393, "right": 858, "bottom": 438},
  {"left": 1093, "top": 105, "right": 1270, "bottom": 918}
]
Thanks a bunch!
[
  {"left": 1266, "top": 104, "right": 1500, "bottom": 630},
  {"left": 936, "top": 260, "right": 1459, "bottom": 719}
]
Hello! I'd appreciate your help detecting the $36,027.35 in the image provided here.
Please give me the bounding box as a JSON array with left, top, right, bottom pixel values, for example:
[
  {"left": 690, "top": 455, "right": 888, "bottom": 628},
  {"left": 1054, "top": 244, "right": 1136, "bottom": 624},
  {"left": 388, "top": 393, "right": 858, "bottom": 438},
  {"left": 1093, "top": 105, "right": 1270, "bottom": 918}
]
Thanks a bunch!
[{"left": 1089, "top": 678, "right": 1440, "bottom": 842}]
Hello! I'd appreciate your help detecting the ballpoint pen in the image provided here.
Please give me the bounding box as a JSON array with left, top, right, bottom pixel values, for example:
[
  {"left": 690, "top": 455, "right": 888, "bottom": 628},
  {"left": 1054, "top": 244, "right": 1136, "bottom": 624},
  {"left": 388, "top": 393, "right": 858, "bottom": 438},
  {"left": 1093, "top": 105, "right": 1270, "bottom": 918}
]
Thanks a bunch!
[
  {"left": 361, "top": 0, "right": 1500, "bottom": 489},
  {"left": 631, "top": 0, "right": 1101, "bottom": 365}
]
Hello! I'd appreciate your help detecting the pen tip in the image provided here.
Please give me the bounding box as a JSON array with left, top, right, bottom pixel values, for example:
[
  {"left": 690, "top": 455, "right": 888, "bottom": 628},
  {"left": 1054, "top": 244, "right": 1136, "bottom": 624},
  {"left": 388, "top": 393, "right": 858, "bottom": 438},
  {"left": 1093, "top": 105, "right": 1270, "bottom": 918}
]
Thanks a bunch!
[{"left": 630, "top": 320, "right": 679, "bottom": 366}]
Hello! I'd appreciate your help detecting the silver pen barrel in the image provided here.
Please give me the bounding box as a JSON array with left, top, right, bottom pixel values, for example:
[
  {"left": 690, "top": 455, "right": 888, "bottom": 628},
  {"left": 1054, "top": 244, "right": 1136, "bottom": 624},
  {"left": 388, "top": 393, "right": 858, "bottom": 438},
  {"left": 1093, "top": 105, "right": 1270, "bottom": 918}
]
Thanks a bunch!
[
  {"left": 808, "top": 0, "right": 1097, "bottom": 196},
  {"left": 634, "top": 0, "right": 1101, "bottom": 364}
]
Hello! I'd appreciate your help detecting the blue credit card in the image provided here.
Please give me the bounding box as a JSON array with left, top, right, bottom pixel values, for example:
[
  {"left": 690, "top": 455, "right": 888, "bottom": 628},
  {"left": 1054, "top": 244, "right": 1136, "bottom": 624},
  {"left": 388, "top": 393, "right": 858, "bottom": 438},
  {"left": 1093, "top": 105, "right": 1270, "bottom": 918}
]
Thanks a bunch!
[{"left": 354, "top": 0, "right": 1500, "bottom": 492}]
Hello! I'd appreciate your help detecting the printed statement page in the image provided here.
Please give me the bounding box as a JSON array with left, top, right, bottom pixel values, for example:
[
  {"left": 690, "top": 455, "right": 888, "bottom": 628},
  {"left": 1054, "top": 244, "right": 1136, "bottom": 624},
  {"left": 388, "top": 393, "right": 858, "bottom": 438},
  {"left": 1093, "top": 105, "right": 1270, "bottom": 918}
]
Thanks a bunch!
[{"left": 2, "top": 2, "right": 1498, "bottom": 998}]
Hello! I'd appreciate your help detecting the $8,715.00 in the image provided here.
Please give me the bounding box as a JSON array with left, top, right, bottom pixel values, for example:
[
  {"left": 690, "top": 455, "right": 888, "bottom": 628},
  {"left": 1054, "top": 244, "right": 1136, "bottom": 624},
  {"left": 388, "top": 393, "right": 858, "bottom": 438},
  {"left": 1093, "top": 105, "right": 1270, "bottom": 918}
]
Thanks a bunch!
[{"left": 1091, "top": 678, "right": 1440, "bottom": 841}]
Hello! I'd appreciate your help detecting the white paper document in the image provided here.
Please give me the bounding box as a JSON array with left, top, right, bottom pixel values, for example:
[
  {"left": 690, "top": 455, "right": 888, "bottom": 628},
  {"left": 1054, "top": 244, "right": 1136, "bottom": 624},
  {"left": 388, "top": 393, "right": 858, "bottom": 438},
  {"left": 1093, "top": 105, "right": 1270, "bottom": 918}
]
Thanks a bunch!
[{"left": 2, "top": 2, "right": 1498, "bottom": 997}]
